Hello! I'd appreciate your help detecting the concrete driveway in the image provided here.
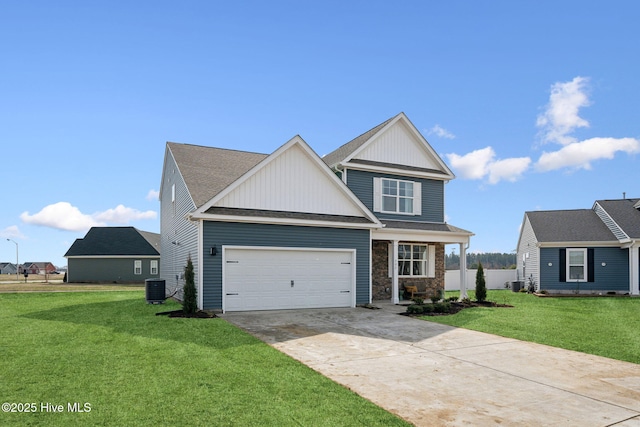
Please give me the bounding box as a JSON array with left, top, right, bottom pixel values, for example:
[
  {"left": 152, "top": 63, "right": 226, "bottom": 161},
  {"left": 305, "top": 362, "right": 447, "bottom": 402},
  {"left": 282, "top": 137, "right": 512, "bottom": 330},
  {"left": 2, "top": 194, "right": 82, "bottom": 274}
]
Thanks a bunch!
[{"left": 222, "top": 303, "right": 640, "bottom": 427}]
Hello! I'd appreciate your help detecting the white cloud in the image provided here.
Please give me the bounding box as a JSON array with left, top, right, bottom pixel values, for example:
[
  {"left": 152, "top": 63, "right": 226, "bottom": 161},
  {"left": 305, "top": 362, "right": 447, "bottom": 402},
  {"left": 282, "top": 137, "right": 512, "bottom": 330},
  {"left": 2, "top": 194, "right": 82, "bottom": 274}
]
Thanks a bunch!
[
  {"left": 20, "top": 202, "right": 157, "bottom": 232},
  {"left": 0, "top": 225, "right": 26, "bottom": 239},
  {"left": 93, "top": 205, "right": 157, "bottom": 223},
  {"left": 446, "top": 147, "right": 496, "bottom": 180},
  {"left": 428, "top": 124, "right": 456, "bottom": 139},
  {"left": 146, "top": 189, "right": 160, "bottom": 201},
  {"left": 487, "top": 157, "right": 532, "bottom": 184},
  {"left": 446, "top": 147, "right": 531, "bottom": 184},
  {"left": 536, "top": 137, "right": 640, "bottom": 172},
  {"left": 536, "top": 76, "right": 591, "bottom": 145}
]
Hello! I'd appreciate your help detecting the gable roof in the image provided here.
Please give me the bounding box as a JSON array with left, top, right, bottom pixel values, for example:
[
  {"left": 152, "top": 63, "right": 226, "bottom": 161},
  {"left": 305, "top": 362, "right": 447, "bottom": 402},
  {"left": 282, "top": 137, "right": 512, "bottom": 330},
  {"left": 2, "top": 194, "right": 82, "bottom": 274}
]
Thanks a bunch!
[
  {"left": 322, "top": 112, "right": 454, "bottom": 180},
  {"left": 526, "top": 210, "right": 617, "bottom": 243},
  {"left": 64, "top": 227, "right": 160, "bottom": 257},
  {"left": 595, "top": 198, "right": 640, "bottom": 239},
  {"left": 191, "top": 135, "right": 381, "bottom": 227},
  {"left": 166, "top": 142, "right": 268, "bottom": 208}
]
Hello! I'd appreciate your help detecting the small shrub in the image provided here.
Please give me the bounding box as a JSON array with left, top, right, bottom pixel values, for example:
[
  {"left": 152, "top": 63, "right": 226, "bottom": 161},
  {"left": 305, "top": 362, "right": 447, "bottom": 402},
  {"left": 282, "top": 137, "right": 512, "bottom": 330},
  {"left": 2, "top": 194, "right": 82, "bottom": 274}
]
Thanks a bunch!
[
  {"left": 407, "top": 304, "right": 424, "bottom": 314},
  {"left": 430, "top": 289, "right": 443, "bottom": 303},
  {"left": 446, "top": 296, "right": 458, "bottom": 302},
  {"left": 539, "top": 289, "right": 548, "bottom": 295},
  {"left": 421, "top": 304, "right": 434, "bottom": 314},
  {"left": 475, "top": 263, "right": 487, "bottom": 302},
  {"left": 519, "top": 287, "right": 527, "bottom": 293},
  {"left": 433, "top": 302, "right": 451, "bottom": 313},
  {"left": 412, "top": 297, "right": 425, "bottom": 305},
  {"left": 461, "top": 297, "right": 472, "bottom": 305}
]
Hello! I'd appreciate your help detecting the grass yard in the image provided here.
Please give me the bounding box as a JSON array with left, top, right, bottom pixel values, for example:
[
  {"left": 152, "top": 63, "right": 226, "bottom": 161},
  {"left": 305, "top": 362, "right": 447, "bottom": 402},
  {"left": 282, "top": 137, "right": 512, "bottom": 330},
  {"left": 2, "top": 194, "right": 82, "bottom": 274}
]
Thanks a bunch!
[
  {"left": 0, "top": 292, "right": 409, "bottom": 427},
  {"left": 430, "top": 290, "right": 640, "bottom": 364}
]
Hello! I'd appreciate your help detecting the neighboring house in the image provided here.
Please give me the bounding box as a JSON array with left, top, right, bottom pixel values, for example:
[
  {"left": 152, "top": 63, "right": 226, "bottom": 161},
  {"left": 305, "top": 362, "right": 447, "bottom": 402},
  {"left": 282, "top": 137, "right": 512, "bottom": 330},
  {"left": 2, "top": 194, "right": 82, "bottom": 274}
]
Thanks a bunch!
[
  {"left": 21, "top": 262, "right": 56, "bottom": 275},
  {"left": 0, "top": 263, "right": 17, "bottom": 275},
  {"left": 64, "top": 227, "right": 160, "bottom": 283},
  {"left": 516, "top": 198, "right": 640, "bottom": 295},
  {"left": 160, "top": 112, "right": 473, "bottom": 312}
]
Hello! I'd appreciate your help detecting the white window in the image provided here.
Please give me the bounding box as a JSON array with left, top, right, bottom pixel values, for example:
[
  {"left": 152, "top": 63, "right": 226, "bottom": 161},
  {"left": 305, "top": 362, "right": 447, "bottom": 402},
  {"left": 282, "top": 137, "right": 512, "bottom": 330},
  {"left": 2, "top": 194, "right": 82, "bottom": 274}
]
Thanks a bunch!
[
  {"left": 134, "top": 260, "right": 142, "bottom": 275},
  {"left": 397, "top": 244, "right": 436, "bottom": 277},
  {"left": 374, "top": 177, "right": 421, "bottom": 215},
  {"left": 567, "top": 249, "right": 586, "bottom": 281},
  {"left": 150, "top": 260, "right": 158, "bottom": 275},
  {"left": 171, "top": 184, "right": 176, "bottom": 215}
]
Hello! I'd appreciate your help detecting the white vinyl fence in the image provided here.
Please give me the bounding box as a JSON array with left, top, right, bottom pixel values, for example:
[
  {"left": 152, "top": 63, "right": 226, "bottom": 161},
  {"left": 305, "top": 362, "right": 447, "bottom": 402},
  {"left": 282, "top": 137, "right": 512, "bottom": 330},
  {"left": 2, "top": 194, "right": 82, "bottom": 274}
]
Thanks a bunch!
[{"left": 445, "top": 269, "right": 516, "bottom": 291}]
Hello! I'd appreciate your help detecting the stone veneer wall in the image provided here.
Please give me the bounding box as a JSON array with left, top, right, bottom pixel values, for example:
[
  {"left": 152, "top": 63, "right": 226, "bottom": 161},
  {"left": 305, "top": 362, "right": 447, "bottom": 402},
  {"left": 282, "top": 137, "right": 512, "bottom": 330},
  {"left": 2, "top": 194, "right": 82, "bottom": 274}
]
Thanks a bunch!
[{"left": 371, "top": 240, "right": 445, "bottom": 301}]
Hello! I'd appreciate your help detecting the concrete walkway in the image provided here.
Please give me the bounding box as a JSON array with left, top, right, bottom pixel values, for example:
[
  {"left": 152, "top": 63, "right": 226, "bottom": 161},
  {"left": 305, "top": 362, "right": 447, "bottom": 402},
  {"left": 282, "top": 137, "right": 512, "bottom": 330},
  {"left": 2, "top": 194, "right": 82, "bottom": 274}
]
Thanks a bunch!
[{"left": 222, "top": 303, "right": 640, "bottom": 427}]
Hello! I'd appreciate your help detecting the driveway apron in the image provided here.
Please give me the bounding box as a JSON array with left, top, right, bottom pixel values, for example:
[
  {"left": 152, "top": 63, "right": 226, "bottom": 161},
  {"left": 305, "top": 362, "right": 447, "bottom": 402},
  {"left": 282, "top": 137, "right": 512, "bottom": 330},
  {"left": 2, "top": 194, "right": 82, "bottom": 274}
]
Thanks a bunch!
[{"left": 222, "top": 305, "right": 640, "bottom": 427}]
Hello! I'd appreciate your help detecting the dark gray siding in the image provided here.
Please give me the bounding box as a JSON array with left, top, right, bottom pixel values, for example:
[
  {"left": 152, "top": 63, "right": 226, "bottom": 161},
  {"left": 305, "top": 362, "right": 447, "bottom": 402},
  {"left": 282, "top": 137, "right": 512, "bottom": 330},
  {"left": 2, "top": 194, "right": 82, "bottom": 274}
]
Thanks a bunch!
[
  {"left": 539, "top": 247, "right": 629, "bottom": 292},
  {"left": 159, "top": 149, "right": 199, "bottom": 298},
  {"left": 68, "top": 258, "right": 159, "bottom": 283},
  {"left": 346, "top": 169, "right": 444, "bottom": 222},
  {"left": 202, "top": 222, "right": 370, "bottom": 310}
]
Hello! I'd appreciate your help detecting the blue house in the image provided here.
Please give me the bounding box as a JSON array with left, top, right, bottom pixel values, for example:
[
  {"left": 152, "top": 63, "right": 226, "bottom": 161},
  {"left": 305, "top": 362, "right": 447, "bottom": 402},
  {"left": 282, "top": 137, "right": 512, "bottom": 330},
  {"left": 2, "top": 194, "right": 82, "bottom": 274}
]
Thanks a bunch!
[
  {"left": 159, "top": 113, "right": 473, "bottom": 311},
  {"left": 516, "top": 198, "right": 640, "bottom": 295}
]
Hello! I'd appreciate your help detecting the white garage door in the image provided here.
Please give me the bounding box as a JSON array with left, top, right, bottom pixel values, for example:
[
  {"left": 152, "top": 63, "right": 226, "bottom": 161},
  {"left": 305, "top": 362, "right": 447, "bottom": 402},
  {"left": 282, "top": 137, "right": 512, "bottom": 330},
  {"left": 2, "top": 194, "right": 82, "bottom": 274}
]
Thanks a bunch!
[{"left": 223, "top": 247, "right": 355, "bottom": 312}]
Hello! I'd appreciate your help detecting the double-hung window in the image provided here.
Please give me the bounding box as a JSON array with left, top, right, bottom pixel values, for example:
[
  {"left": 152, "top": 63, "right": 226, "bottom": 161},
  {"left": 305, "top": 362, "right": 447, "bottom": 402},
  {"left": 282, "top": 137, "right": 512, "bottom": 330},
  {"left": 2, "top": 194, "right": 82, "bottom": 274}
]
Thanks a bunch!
[
  {"left": 374, "top": 177, "right": 421, "bottom": 215},
  {"left": 396, "top": 244, "right": 436, "bottom": 277},
  {"left": 567, "top": 248, "right": 587, "bottom": 281},
  {"left": 134, "top": 260, "right": 142, "bottom": 275},
  {"left": 150, "top": 260, "right": 158, "bottom": 275}
]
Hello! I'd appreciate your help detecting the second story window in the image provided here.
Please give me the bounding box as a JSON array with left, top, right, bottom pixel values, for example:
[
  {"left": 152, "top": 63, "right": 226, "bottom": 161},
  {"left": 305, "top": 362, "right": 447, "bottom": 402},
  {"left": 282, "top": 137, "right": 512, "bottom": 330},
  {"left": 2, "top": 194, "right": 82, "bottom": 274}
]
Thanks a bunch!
[{"left": 374, "top": 177, "right": 422, "bottom": 215}]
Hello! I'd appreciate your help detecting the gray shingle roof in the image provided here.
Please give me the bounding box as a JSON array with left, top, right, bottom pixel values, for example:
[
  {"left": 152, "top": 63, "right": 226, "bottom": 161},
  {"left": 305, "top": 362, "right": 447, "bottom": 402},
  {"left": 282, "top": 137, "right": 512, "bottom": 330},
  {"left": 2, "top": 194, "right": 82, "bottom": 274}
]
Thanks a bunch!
[
  {"left": 596, "top": 198, "right": 640, "bottom": 239},
  {"left": 64, "top": 227, "right": 160, "bottom": 257},
  {"left": 526, "top": 210, "right": 617, "bottom": 242},
  {"left": 168, "top": 142, "right": 268, "bottom": 208},
  {"left": 381, "top": 220, "right": 473, "bottom": 235},
  {"left": 322, "top": 115, "right": 396, "bottom": 168}
]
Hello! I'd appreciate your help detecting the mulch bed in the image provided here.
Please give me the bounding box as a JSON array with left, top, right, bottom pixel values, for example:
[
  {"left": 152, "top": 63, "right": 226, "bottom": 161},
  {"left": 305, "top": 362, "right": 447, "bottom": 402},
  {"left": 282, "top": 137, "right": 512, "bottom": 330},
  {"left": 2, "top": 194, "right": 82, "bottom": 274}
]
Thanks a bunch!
[
  {"left": 155, "top": 309, "right": 218, "bottom": 318},
  {"left": 401, "top": 300, "right": 513, "bottom": 316}
]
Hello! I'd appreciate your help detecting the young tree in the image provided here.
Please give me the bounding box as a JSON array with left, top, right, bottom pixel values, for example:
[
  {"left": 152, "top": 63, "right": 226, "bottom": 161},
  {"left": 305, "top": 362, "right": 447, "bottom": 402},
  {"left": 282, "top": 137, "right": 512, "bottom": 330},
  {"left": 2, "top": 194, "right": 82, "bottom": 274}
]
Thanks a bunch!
[
  {"left": 183, "top": 255, "right": 197, "bottom": 314},
  {"left": 475, "top": 262, "right": 487, "bottom": 302}
]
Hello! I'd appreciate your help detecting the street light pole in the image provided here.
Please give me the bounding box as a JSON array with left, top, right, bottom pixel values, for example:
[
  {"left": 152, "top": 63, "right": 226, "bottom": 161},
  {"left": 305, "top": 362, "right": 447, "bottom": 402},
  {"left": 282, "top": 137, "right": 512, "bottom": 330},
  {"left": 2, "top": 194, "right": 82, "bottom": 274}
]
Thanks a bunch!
[{"left": 6, "top": 239, "right": 18, "bottom": 281}]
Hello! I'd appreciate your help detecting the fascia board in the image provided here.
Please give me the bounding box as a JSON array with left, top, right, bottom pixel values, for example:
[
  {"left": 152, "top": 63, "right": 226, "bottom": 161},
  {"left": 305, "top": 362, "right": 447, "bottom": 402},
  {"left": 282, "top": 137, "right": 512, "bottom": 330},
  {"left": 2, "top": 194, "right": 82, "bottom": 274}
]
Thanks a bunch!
[
  {"left": 372, "top": 227, "right": 473, "bottom": 243},
  {"left": 188, "top": 212, "right": 381, "bottom": 230},
  {"left": 65, "top": 255, "right": 159, "bottom": 259}
]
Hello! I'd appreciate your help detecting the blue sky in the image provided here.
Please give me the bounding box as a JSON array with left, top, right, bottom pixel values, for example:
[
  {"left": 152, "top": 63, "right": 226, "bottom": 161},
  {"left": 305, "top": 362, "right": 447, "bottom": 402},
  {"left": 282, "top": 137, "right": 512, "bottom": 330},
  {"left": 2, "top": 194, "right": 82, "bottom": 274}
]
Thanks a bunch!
[{"left": 1, "top": 1, "right": 639, "bottom": 268}]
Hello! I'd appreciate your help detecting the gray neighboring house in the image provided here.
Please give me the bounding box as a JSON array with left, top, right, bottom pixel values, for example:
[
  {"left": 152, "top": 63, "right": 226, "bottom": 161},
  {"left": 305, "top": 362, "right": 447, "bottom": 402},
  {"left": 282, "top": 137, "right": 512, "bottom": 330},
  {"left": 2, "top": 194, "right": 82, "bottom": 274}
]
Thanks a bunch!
[
  {"left": 64, "top": 227, "right": 161, "bottom": 283},
  {"left": 517, "top": 198, "right": 640, "bottom": 295},
  {"left": 0, "top": 263, "right": 18, "bottom": 275},
  {"left": 160, "top": 112, "right": 473, "bottom": 312}
]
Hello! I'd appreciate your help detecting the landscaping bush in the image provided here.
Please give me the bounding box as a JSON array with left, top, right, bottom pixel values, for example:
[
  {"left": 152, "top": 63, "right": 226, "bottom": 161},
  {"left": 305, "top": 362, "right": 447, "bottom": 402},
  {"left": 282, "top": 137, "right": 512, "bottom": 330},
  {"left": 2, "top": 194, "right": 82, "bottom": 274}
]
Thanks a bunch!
[
  {"left": 475, "top": 263, "right": 487, "bottom": 302},
  {"left": 433, "top": 302, "right": 451, "bottom": 313},
  {"left": 407, "top": 304, "right": 425, "bottom": 314},
  {"left": 183, "top": 255, "right": 197, "bottom": 314}
]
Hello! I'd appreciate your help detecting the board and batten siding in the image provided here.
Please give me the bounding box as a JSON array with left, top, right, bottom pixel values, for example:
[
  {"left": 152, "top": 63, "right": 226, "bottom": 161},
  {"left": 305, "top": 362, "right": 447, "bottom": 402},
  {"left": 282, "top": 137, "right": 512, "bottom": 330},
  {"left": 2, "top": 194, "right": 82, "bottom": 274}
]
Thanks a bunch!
[
  {"left": 216, "top": 143, "right": 363, "bottom": 217},
  {"left": 202, "top": 221, "right": 371, "bottom": 310},
  {"left": 539, "top": 247, "right": 629, "bottom": 292},
  {"left": 160, "top": 150, "right": 199, "bottom": 298},
  {"left": 346, "top": 169, "right": 444, "bottom": 223},
  {"left": 355, "top": 120, "right": 442, "bottom": 171}
]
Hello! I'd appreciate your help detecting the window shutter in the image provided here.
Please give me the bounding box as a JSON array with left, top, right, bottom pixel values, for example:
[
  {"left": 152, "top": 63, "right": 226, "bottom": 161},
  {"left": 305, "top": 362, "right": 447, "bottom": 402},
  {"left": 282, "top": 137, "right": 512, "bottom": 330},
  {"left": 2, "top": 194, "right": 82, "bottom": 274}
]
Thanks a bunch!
[
  {"left": 428, "top": 244, "right": 436, "bottom": 278},
  {"left": 373, "top": 177, "right": 381, "bottom": 212},
  {"left": 587, "top": 248, "right": 595, "bottom": 282},
  {"left": 559, "top": 249, "right": 566, "bottom": 282},
  {"left": 413, "top": 182, "right": 422, "bottom": 216}
]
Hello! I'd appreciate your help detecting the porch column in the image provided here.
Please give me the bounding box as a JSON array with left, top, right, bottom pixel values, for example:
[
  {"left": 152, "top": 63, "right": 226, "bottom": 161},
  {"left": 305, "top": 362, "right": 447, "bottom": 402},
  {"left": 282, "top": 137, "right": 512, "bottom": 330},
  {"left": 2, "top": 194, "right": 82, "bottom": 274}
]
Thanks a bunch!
[
  {"left": 630, "top": 244, "right": 639, "bottom": 296},
  {"left": 392, "top": 240, "right": 399, "bottom": 304},
  {"left": 459, "top": 243, "right": 468, "bottom": 300}
]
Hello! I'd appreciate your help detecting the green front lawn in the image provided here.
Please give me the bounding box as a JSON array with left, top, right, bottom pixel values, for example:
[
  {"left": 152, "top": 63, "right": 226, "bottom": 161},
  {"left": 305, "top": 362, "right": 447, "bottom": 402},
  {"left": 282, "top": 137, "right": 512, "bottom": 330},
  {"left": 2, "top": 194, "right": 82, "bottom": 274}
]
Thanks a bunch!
[
  {"left": 0, "top": 292, "right": 409, "bottom": 426},
  {"left": 430, "top": 290, "right": 640, "bottom": 364}
]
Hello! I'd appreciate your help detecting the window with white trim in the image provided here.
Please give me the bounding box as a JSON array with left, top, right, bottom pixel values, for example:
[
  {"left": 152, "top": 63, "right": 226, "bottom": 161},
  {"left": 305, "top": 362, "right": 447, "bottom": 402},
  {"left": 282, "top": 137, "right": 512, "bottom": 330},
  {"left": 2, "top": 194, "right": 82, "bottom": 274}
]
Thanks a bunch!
[
  {"left": 134, "top": 260, "right": 142, "bottom": 275},
  {"left": 398, "top": 244, "right": 435, "bottom": 277},
  {"left": 374, "top": 177, "right": 422, "bottom": 215},
  {"left": 567, "top": 248, "right": 586, "bottom": 281},
  {"left": 150, "top": 260, "right": 158, "bottom": 275}
]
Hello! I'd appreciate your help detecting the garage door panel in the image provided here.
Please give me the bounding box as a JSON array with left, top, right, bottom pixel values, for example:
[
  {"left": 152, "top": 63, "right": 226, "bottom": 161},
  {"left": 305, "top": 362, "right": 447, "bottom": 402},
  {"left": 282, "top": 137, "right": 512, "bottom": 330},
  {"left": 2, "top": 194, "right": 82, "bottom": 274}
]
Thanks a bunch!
[{"left": 224, "top": 248, "right": 354, "bottom": 311}]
